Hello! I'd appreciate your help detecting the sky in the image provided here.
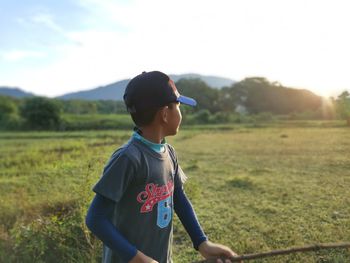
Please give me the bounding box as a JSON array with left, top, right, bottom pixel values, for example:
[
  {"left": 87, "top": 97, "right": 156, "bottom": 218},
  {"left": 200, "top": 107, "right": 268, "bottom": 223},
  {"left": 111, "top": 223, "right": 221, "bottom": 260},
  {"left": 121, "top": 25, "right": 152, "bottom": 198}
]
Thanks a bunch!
[{"left": 0, "top": 0, "right": 349, "bottom": 98}]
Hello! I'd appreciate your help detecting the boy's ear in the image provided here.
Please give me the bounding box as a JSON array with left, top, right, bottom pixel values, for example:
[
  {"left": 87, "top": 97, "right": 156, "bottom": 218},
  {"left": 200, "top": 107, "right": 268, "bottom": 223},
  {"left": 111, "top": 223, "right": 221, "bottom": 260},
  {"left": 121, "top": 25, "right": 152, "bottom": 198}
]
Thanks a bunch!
[{"left": 160, "top": 106, "right": 169, "bottom": 124}]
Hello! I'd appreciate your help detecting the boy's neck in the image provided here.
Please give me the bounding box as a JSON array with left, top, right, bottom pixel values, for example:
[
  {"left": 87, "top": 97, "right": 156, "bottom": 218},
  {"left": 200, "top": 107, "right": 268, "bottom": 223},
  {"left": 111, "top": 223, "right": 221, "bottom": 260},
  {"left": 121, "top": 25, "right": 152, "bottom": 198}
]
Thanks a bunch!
[{"left": 139, "top": 126, "right": 165, "bottom": 144}]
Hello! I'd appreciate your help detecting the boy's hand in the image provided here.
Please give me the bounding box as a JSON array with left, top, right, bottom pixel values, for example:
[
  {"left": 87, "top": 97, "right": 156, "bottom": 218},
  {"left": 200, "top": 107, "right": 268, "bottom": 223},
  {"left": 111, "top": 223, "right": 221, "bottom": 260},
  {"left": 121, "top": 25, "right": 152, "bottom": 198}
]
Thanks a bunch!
[
  {"left": 198, "top": 241, "right": 240, "bottom": 263},
  {"left": 129, "top": 250, "right": 159, "bottom": 263}
]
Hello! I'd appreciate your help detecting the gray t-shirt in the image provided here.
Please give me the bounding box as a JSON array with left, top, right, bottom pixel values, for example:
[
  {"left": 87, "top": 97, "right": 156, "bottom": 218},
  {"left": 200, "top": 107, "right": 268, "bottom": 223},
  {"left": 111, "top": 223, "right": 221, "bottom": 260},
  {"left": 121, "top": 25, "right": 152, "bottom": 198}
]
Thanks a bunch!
[{"left": 93, "top": 137, "right": 185, "bottom": 263}]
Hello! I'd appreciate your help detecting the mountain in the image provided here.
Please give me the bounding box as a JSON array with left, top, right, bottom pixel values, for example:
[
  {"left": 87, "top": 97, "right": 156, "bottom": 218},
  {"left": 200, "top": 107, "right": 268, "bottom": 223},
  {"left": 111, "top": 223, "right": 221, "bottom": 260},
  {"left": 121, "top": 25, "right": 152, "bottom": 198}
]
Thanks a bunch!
[
  {"left": 0, "top": 87, "right": 35, "bottom": 98},
  {"left": 57, "top": 74, "right": 235, "bottom": 101},
  {"left": 57, "top": 79, "right": 129, "bottom": 101}
]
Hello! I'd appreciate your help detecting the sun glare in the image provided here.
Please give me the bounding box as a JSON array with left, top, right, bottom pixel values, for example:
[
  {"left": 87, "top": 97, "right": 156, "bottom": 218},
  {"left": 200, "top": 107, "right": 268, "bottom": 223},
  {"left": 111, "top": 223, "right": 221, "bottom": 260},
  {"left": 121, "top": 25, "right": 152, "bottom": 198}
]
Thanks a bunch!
[
  {"left": 315, "top": 88, "right": 334, "bottom": 98},
  {"left": 303, "top": 81, "right": 341, "bottom": 98},
  {"left": 320, "top": 97, "right": 336, "bottom": 119}
]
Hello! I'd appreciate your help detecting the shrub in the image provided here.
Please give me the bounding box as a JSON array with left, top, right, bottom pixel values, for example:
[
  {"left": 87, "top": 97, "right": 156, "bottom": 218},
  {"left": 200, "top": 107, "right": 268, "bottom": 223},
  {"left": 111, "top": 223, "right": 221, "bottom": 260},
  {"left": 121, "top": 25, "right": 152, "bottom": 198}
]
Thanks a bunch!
[
  {"left": 20, "top": 97, "right": 62, "bottom": 130},
  {"left": 10, "top": 206, "right": 100, "bottom": 263},
  {"left": 210, "top": 112, "right": 230, "bottom": 123},
  {"left": 192, "top": 109, "right": 211, "bottom": 124},
  {"left": 254, "top": 112, "right": 274, "bottom": 122}
]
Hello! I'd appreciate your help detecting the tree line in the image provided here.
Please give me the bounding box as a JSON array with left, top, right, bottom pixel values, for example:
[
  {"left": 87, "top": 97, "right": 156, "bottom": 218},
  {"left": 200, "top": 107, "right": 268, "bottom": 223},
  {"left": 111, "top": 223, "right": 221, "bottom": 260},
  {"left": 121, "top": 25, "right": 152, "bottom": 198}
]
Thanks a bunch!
[{"left": 0, "top": 77, "right": 349, "bottom": 130}]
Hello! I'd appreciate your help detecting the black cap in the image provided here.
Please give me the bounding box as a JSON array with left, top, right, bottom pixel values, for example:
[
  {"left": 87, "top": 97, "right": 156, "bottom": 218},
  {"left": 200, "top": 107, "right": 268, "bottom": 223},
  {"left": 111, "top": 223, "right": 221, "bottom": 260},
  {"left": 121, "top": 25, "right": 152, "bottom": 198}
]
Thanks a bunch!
[{"left": 123, "top": 71, "right": 197, "bottom": 113}]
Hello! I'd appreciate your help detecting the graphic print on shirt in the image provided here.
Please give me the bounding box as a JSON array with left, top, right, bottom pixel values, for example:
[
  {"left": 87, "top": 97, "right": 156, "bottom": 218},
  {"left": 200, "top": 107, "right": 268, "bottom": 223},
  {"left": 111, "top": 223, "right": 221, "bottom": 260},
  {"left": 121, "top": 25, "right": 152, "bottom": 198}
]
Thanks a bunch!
[{"left": 137, "top": 180, "right": 174, "bottom": 228}]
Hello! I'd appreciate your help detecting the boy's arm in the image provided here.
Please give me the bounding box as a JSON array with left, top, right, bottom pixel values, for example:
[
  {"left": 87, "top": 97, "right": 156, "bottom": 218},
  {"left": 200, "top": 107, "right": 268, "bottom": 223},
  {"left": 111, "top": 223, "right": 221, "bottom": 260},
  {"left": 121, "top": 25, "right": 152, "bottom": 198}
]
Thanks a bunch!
[
  {"left": 173, "top": 188, "right": 238, "bottom": 262},
  {"left": 86, "top": 194, "right": 158, "bottom": 263},
  {"left": 198, "top": 241, "right": 238, "bottom": 263},
  {"left": 173, "top": 187, "right": 208, "bottom": 249}
]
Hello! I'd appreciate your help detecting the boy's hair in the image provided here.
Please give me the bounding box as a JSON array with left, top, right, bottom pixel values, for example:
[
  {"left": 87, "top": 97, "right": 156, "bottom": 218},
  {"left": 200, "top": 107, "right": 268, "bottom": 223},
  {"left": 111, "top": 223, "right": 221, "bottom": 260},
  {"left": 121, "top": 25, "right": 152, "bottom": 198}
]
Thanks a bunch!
[
  {"left": 130, "top": 108, "right": 159, "bottom": 127},
  {"left": 130, "top": 103, "right": 176, "bottom": 127},
  {"left": 123, "top": 71, "right": 197, "bottom": 123}
]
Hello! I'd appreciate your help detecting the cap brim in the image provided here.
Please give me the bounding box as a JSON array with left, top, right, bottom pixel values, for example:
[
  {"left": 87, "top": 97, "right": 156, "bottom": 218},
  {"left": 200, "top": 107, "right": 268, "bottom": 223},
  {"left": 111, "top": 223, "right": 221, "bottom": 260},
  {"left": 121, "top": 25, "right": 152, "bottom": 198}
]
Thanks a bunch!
[{"left": 177, "top": 95, "right": 197, "bottom": 106}]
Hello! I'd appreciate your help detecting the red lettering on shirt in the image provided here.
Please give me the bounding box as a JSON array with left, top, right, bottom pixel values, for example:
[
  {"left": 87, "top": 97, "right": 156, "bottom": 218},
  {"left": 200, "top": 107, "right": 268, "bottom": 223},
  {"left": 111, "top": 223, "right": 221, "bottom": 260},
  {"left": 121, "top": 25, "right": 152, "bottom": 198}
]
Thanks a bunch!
[{"left": 137, "top": 181, "right": 174, "bottom": 213}]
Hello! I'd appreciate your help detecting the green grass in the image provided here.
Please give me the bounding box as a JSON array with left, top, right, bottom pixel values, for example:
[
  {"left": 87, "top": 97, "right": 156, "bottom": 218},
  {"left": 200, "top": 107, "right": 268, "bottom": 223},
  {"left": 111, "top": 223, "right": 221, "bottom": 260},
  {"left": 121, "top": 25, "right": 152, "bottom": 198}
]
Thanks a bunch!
[{"left": 1, "top": 124, "right": 350, "bottom": 262}]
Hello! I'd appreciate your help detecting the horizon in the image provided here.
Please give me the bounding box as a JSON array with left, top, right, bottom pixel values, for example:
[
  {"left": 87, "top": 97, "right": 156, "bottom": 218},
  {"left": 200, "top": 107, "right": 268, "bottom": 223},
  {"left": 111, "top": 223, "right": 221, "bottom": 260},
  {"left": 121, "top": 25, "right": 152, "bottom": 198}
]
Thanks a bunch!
[
  {"left": 1, "top": 0, "right": 349, "bottom": 98},
  {"left": 1, "top": 72, "right": 346, "bottom": 99}
]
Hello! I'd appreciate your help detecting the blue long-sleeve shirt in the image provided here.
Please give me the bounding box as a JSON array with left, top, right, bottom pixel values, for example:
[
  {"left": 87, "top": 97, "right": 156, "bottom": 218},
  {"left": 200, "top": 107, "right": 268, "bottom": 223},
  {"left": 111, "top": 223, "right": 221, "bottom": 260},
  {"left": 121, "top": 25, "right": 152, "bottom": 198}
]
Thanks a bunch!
[{"left": 86, "top": 194, "right": 138, "bottom": 262}]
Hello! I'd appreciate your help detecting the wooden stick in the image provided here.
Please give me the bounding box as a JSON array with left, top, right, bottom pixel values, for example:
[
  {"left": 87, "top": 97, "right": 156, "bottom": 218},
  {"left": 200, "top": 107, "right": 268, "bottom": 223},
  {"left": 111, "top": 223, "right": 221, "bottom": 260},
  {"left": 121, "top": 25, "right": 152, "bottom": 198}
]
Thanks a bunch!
[{"left": 195, "top": 242, "right": 350, "bottom": 262}]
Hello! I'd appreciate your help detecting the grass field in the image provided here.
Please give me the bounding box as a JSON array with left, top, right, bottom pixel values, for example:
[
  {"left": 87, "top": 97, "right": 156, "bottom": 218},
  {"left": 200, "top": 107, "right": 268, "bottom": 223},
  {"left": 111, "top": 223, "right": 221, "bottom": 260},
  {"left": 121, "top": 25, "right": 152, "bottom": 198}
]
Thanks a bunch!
[{"left": 1, "top": 122, "right": 349, "bottom": 262}]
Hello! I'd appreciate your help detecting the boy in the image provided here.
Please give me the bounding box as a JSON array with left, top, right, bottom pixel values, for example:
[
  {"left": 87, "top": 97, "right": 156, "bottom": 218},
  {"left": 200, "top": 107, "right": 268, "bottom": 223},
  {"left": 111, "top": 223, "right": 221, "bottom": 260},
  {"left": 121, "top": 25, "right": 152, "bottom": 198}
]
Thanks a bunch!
[{"left": 86, "top": 71, "right": 238, "bottom": 263}]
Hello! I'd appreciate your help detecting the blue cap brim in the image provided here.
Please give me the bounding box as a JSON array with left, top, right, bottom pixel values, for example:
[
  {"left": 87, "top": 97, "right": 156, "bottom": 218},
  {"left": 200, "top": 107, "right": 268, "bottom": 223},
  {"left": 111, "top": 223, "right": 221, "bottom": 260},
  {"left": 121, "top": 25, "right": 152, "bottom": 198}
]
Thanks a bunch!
[{"left": 177, "top": 95, "right": 197, "bottom": 106}]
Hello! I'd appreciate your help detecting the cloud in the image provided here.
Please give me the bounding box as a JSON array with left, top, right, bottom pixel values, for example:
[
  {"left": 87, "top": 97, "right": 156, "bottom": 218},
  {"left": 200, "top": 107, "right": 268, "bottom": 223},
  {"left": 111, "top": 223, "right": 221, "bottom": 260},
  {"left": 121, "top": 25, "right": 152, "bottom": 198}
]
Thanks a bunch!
[
  {"left": 1, "top": 0, "right": 349, "bottom": 97},
  {"left": 30, "top": 12, "right": 64, "bottom": 33},
  {"left": 1, "top": 50, "right": 47, "bottom": 61}
]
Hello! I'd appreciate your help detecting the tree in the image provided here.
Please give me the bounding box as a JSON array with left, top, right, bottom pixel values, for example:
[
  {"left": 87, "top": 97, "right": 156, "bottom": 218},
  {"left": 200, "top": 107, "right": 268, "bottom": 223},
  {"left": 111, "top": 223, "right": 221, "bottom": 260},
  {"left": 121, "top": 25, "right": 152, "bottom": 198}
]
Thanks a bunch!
[
  {"left": 96, "top": 100, "right": 127, "bottom": 114},
  {"left": 0, "top": 96, "right": 21, "bottom": 130},
  {"left": 232, "top": 77, "right": 322, "bottom": 114},
  {"left": 175, "top": 78, "right": 220, "bottom": 113},
  {"left": 61, "top": 100, "right": 97, "bottom": 114},
  {"left": 216, "top": 87, "right": 233, "bottom": 112},
  {"left": 0, "top": 96, "right": 17, "bottom": 119},
  {"left": 336, "top": 91, "right": 350, "bottom": 126},
  {"left": 20, "top": 97, "right": 62, "bottom": 130}
]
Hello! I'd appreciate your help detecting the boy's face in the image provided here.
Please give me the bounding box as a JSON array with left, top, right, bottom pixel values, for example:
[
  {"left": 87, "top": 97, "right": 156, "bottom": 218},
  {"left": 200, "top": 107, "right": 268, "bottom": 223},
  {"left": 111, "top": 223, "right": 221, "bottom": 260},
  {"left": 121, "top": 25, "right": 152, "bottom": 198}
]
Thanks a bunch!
[{"left": 165, "top": 102, "right": 182, "bottom": 136}]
